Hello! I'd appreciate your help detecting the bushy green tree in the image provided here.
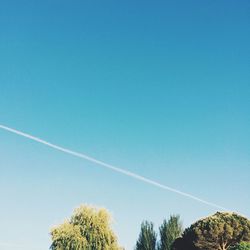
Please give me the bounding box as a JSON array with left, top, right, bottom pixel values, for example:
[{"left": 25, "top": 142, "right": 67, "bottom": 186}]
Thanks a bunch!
[
  {"left": 50, "top": 205, "right": 121, "bottom": 250},
  {"left": 158, "top": 215, "right": 183, "bottom": 250},
  {"left": 135, "top": 221, "right": 157, "bottom": 250},
  {"left": 173, "top": 212, "right": 250, "bottom": 250},
  {"left": 229, "top": 242, "right": 250, "bottom": 250}
]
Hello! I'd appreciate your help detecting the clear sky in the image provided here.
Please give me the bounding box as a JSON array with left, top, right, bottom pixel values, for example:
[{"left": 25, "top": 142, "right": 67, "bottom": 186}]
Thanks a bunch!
[{"left": 0, "top": 0, "right": 249, "bottom": 249}]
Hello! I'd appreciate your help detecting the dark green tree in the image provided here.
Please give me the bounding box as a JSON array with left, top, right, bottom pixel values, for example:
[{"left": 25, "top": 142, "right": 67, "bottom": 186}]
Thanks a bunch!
[
  {"left": 158, "top": 215, "right": 183, "bottom": 250},
  {"left": 135, "top": 221, "right": 157, "bottom": 250},
  {"left": 229, "top": 242, "right": 250, "bottom": 250},
  {"left": 173, "top": 212, "right": 250, "bottom": 250}
]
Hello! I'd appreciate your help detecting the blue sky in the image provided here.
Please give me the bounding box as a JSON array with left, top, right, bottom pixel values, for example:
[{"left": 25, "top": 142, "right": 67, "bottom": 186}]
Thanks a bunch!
[{"left": 0, "top": 0, "right": 249, "bottom": 249}]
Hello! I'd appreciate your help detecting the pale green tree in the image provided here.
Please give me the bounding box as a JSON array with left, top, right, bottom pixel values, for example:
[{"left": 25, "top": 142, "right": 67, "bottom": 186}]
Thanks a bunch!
[{"left": 50, "top": 205, "right": 121, "bottom": 250}]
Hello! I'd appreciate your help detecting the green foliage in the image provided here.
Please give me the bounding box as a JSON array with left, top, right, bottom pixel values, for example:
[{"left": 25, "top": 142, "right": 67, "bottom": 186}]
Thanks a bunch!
[
  {"left": 135, "top": 221, "right": 157, "bottom": 250},
  {"left": 50, "top": 223, "right": 86, "bottom": 250},
  {"left": 50, "top": 205, "right": 121, "bottom": 250},
  {"left": 173, "top": 212, "right": 250, "bottom": 250},
  {"left": 229, "top": 242, "right": 250, "bottom": 250},
  {"left": 158, "top": 215, "right": 183, "bottom": 250}
]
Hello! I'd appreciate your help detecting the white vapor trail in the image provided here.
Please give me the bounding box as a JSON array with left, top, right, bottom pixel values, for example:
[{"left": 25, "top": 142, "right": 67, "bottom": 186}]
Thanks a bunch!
[{"left": 0, "top": 124, "right": 228, "bottom": 210}]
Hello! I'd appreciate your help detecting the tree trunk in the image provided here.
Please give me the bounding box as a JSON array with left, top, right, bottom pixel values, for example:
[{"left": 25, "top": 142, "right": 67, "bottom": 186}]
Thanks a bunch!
[{"left": 222, "top": 242, "right": 227, "bottom": 250}]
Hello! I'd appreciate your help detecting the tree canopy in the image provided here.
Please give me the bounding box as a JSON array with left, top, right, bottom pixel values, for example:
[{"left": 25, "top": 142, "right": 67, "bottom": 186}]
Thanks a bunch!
[
  {"left": 50, "top": 205, "right": 121, "bottom": 250},
  {"left": 172, "top": 212, "right": 250, "bottom": 250},
  {"left": 135, "top": 221, "right": 157, "bottom": 250},
  {"left": 158, "top": 215, "right": 183, "bottom": 250}
]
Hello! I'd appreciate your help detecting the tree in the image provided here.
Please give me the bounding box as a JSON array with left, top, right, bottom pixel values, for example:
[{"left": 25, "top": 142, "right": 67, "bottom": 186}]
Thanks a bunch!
[
  {"left": 173, "top": 212, "right": 250, "bottom": 250},
  {"left": 50, "top": 205, "right": 121, "bottom": 250},
  {"left": 135, "top": 221, "right": 157, "bottom": 250},
  {"left": 158, "top": 215, "right": 183, "bottom": 250},
  {"left": 229, "top": 242, "right": 250, "bottom": 250}
]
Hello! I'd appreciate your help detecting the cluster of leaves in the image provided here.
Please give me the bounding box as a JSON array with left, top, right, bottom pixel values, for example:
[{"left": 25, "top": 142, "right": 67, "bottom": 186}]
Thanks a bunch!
[
  {"left": 50, "top": 205, "right": 121, "bottom": 250},
  {"left": 229, "top": 242, "right": 250, "bottom": 250},
  {"left": 135, "top": 215, "right": 183, "bottom": 250}
]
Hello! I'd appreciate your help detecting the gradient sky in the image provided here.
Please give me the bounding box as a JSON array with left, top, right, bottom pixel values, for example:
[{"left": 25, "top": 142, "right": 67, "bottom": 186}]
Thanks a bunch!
[{"left": 0, "top": 0, "right": 249, "bottom": 249}]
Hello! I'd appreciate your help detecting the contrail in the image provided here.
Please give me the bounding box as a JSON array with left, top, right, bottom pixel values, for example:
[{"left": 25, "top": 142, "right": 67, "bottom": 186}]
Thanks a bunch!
[{"left": 0, "top": 124, "right": 228, "bottom": 210}]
